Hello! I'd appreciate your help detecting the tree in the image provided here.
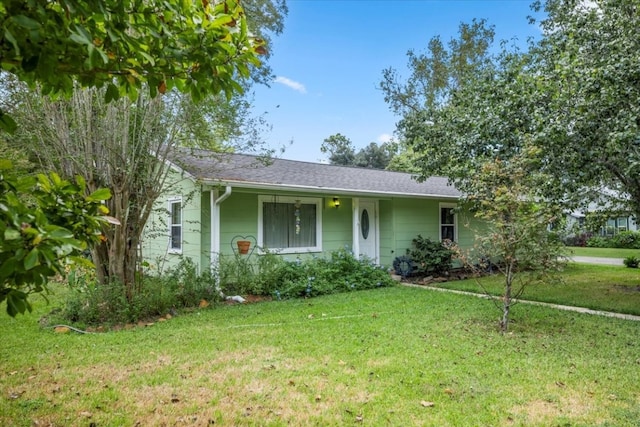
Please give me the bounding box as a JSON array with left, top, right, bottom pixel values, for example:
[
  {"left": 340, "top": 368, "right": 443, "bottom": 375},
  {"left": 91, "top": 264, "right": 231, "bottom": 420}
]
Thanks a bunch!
[
  {"left": 321, "top": 133, "right": 397, "bottom": 170},
  {"left": 354, "top": 142, "right": 397, "bottom": 170},
  {"left": 0, "top": 0, "right": 283, "bottom": 314},
  {"left": 0, "top": 165, "right": 113, "bottom": 316},
  {"left": 320, "top": 133, "right": 356, "bottom": 166},
  {"left": 0, "top": 0, "right": 265, "bottom": 132},
  {"left": 464, "top": 148, "right": 565, "bottom": 333},
  {"left": 380, "top": 20, "right": 566, "bottom": 331},
  {"left": 527, "top": 0, "right": 640, "bottom": 218}
]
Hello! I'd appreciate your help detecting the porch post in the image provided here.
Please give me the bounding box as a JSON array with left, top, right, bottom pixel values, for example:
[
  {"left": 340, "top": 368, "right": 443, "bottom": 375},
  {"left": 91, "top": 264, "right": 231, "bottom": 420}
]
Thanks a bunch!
[{"left": 352, "top": 197, "right": 360, "bottom": 258}]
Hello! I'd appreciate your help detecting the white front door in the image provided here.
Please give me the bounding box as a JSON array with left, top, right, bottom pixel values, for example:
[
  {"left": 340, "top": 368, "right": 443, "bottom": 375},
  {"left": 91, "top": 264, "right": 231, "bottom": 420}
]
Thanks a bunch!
[{"left": 357, "top": 199, "right": 378, "bottom": 262}]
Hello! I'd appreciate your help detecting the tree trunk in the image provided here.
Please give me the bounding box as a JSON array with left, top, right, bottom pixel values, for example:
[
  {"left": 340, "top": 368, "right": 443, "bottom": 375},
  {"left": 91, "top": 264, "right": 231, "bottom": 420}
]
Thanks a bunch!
[{"left": 500, "top": 261, "right": 514, "bottom": 333}]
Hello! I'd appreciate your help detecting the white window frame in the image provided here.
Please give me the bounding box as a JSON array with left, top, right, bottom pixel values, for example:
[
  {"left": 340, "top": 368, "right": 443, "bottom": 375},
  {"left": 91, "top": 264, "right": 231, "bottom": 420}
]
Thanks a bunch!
[
  {"left": 439, "top": 202, "right": 458, "bottom": 242},
  {"left": 258, "top": 195, "right": 323, "bottom": 254},
  {"left": 168, "top": 197, "right": 182, "bottom": 254}
]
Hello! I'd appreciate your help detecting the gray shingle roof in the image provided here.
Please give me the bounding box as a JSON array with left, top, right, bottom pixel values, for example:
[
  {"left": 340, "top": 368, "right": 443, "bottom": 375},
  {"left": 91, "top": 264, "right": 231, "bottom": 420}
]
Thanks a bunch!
[{"left": 169, "top": 148, "right": 461, "bottom": 199}]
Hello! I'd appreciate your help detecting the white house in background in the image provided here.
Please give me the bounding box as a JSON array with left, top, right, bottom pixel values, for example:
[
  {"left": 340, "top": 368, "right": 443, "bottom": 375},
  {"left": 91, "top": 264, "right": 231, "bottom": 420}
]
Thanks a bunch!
[{"left": 567, "top": 188, "right": 638, "bottom": 236}]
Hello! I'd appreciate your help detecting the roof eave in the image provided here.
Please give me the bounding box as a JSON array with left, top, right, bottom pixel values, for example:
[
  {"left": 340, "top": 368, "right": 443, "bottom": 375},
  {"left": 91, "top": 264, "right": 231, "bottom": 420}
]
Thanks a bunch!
[{"left": 199, "top": 179, "right": 460, "bottom": 200}]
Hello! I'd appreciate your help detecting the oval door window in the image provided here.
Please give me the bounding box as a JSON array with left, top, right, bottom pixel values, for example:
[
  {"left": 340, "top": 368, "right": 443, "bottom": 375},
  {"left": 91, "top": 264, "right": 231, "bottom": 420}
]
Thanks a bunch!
[{"left": 361, "top": 209, "right": 370, "bottom": 239}]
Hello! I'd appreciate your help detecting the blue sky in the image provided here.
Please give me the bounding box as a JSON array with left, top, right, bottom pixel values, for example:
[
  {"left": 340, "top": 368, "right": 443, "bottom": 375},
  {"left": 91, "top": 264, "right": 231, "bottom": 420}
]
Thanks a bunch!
[{"left": 250, "top": 0, "right": 543, "bottom": 163}]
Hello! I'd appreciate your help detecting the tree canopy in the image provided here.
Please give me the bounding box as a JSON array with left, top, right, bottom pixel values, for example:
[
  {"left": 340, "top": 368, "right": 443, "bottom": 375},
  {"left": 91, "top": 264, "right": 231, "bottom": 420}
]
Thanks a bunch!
[
  {"left": 381, "top": 1, "right": 640, "bottom": 221},
  {"left": 0, "top": 0, "right": 266, "bottom": 132},
  {"left": 320, "top": 133, "right": 397, "bottom": 170}
]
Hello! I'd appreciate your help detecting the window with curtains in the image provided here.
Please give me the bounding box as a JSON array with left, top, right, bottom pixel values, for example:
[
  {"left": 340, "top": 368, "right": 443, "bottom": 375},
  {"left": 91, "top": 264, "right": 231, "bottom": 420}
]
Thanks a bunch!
[
  {"left": 168, "top": 197, "right": 182, "bottom": 253},
  {"left": 258, "top": 196, "right": 322, "bottom": 253},
  {"left": 439, "top": 203, "right": 457, "bottom": 242}
]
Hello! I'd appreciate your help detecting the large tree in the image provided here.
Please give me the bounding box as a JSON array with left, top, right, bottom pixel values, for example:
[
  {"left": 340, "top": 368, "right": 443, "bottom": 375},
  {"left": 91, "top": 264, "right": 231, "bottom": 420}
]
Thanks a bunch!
[
  {"left": 380, "top": 20, "right": 567, "bottom": 330},
  {"left": 0, "top": 0, "right": 266, "bottom": 131},
  {"left": 320, "top": 133, "right": 397, "bottom": 170},
  {"left": 528, "top": 0, "right": 640, "bottom": 217},
  {"left": 0, "top": 0, "right": 286, "bottom": 313}
]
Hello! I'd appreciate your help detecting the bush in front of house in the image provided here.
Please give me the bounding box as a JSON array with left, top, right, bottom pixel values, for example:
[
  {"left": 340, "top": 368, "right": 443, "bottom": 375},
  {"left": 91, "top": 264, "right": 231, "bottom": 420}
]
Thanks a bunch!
[
  {"left": 56, "top": 258, "right": 221, "bottom": 327},
  {"left": 611, "top": 231, "right": 640, "bottom": 249},
  {"left": 586, "top": 231, "right": 640, "bottom": 249},
  {"left": 585, "top": 236, "right": 611, "bottom": 248},
  {"left": 407, "top": 235, "right": 455, "bottom": 276},
  {"left": 563, "top": 232, "right": 592, "bottom": 247},
  {"left": 49, "top": 250, "right": 394, "bottom": 327},
  {"left": 254, "top": 248, "right": 395, "bottom": 299}
]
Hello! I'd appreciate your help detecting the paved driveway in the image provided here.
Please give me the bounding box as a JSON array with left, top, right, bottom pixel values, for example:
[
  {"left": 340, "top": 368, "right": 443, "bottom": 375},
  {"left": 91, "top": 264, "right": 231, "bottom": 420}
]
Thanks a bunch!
[{"left": 570, "top": 256, "right": 624, "bottom": 266}]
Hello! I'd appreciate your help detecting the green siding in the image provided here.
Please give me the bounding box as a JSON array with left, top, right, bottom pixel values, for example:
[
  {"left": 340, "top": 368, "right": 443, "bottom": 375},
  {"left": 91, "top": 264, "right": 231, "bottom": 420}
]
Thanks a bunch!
[
  {"left": 378, "top": 199, "right": 395, "bottom": 267},
  {"left": 200, "top": 191, "right": 211, "bottom": 269},
  {"left": 219, "top": 192, "right": 258, "bottom": 256},
  {"left": 322, "top": 197, "right": 352, "bottom": 253},
  {"left": 141, "top": 170, "right": 205, "bottom": 273},
  {"left": 144, "top": 173, "right": 481, "bottom": 271}
]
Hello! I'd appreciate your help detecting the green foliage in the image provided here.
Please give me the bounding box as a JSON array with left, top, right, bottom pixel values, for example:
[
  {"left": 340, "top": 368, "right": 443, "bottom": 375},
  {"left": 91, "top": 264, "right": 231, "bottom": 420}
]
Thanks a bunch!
[
  {"left": 0, "top": 162, "right": 111, "bottom": 316},
  {"left": 267, "top": 248, "right": 394, "bottom": 299},
  {"left": 219, "top": 248, "right": 394, "bottom": 300},
  {"left": 320, "top": 133, "right": 356, "bottom": 166},
  {"left": 320, "top": 133, "right": 397, "bottom": 169},
  {"left": 61, "top": 258, "right": 220, "bottom": 326},
  {"left": 611, "top": 231, "right": 640, "bottom": 249},
  {"left": 407, "top": 235, "right": 455, "bottom": 275},
  {"left": 586, "top": 236, "right": 610, "bottom": 248},
  {"left": 623, "top": 256, "right": 639, "bottom": 269},
  {"left": 0, "top": 0, "right": 263, "bottom": 124},
  {"left": 465, "top": 151, "right": 567, "bottom": 332},
  {"left": 586, "top": 231, "right": 640, "bottom": 249},
  {"left": 530, "top": 0, "right": 640, "bottom": 217}
]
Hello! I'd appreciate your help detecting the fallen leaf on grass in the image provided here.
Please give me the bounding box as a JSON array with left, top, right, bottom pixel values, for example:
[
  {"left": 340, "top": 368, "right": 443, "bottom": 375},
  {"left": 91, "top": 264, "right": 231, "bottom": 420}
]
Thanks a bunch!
[
  {"left": 421, "top": 401, "right": 435, "bottom": 407},
  {"left": 9, "top": 391, "right": 24, "bottom": 399}
]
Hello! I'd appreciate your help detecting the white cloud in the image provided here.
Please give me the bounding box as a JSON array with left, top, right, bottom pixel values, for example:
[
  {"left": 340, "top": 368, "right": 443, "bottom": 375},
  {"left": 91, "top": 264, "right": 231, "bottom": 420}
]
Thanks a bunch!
[
  {"left": 377, "top": 133, "right": 394, "bottom": 143},
  {"left": 274, "top": 76, "right": 307, "bottom": 94}
]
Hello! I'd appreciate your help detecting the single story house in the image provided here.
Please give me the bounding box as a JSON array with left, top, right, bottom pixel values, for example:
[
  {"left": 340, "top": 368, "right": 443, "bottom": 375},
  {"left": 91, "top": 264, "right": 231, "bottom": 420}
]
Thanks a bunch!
[{"left": 142, "top": 148, "right": 477, "bottom": 273}]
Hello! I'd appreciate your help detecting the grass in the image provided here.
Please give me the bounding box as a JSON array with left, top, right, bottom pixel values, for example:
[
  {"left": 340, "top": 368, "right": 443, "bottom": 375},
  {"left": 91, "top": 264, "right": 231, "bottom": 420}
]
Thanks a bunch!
[
  {"left": 567, "top": 246, "right": 640, "bottom": 259},
  {"left": 430, "top": 263, "right": 640, "bottom": 316},
  {"left": 1, "top": 281, "right": 640, "bottom": 426}
]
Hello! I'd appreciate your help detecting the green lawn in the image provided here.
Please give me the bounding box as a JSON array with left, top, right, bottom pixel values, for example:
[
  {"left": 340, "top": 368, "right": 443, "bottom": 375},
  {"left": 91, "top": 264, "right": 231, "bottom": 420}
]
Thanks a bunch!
[
  {"left": 567, "top": 246, "right": 640, "bottom": 259},
  {"left": 1, "top": 282, "right": 639, "bottom": 426},
  {"left": 431, "top": 263, "right": 640, "bottom": 316}
]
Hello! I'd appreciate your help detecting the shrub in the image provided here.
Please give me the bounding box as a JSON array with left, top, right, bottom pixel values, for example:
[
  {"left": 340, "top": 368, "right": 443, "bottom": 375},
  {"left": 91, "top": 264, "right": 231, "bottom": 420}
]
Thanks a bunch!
[
  {"left": 563, "top": 232, "right": 592, "bottom": 247},
  {"left": 408, "top": 235, "right": 455, "bottom": 276},
  {"left": 586, "top": 236, "right": 611, "bottom": 248},
  {"left": 262, "top": 248, "right": 394, "bottom": 299},
  {"left": 611, "top": 231, "right": 640, "bottom": 249},
  {"left": 623, "top": 256, "right": 640, "bottom": 268},
  {"left": 57, "top": 258, "right": 221, "bottom": 326},
  {"left": 51, "top": 249, "right": 395, "bottom": 326}
]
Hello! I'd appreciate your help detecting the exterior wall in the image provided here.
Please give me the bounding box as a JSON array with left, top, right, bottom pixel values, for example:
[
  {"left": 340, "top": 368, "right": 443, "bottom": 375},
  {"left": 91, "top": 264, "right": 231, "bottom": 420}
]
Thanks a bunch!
[
  {"left": 378, "top": 198, "right": 476, "bottom": 267},
  {"left": 141, "top": 169, "right": 206, "bottom": 273},
  {"left": 143, "top": 176, "right": 481, "bottom": 272},
  {"left": 217, "top": 189, "right": 352, "bottom": 261}
]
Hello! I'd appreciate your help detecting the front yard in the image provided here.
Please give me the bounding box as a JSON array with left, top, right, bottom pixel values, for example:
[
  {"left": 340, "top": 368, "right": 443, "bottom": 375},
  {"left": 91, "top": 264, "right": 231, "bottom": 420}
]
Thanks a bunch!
[{"left": 1, "top": 277, "right": 639, "bottom": 426}]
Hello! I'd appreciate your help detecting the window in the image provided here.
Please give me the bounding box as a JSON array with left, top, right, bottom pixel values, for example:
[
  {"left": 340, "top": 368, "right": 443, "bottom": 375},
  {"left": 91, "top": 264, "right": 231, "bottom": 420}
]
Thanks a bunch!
[
  {"left": 439, "top": 203, "right": 457, "bottom": 241},
  {"left": 259, "top": 196, "right": 322, "bottom": 253},
  {"left": 169, "top": 198, "right": 182, "bottom": 253},
  {"left": 617, "top": 217, "right": 628, "bottom": 233}
]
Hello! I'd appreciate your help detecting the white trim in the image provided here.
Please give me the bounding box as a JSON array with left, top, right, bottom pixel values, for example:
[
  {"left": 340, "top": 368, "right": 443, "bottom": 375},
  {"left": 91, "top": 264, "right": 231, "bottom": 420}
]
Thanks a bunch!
[
  {"left": 211, "top": 186, "right": 232, "bottom": 268},
  {"left": 352, "top": 198, "right": 360, "bottom": 257},
  {"left": 203, "top": 179, "right": 460, "bottom": 200},
  {"left": 258, "top": 195, "right": 323, "bottom": 254},
  {"left": 439, "top": 202, "right": 458, "bottom": 242},
  {"left": 167, "top": 196, "right": 183, "bottom": 254},
  {"left": 355, "top": 199, "right": 380, "bottom": 263}
]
